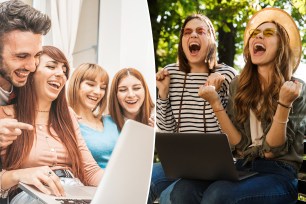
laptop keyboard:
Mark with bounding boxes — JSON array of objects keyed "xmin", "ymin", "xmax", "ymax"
[{"xmin": 55, "ymin": 198, "xmax": 91, "ymax": 204}]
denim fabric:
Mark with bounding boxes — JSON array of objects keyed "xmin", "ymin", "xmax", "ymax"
[
  {"xmin": 166, "ymin": 159, "xmax": 298, "ymax": 204},
  {"xmin": 147, "ymin": 163, "xmax": 177, "ymax": 204}
]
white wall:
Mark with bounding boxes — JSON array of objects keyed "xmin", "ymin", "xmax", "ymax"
[{"xmin": 73, "ymin": 0, "xmax": 99, "ymax": 68}]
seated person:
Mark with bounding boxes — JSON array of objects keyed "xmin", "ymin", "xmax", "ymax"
[
  {"xmin": 67, "ymin": 63, "xmax": 119, "ymax": 169},
  {"xmin": 0, "ymin": 46, "xmax": 103, "ymax": 204},
  {"xmin": 161, "ymin": 8, "xmax": 306, "ymax": 204}
]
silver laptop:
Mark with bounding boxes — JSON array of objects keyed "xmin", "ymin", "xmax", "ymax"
[
  {"xmin": 155, "ymin": 132, "xmax": 257, "ymax": 181},
  {"xmin": 19, "ymin": 119, "xmax": 155, "ymax": 204}
]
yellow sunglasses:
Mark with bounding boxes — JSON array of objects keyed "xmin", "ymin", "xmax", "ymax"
[{"xmin": 249, "ymin": 28, "xmax": 278, "ymax": 38}]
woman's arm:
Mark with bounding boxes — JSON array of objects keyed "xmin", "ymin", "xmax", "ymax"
[
  {"xmin": 1, "ymin": 166, "xmax": 64, "ymax": 197},
  {"xmin": 198, "ymin": 85, "xmax": 242, "ymax": 146}
]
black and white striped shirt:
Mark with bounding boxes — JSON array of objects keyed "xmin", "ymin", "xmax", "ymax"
[{"xmin": 156, "ymin": 63, "xmax": 237, "ymax": 133}]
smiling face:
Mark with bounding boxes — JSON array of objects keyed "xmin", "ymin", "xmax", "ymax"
[
  {"xmin": 182, "ymin": 19, "xmax": 210, "ymax": 68},
  {"xmin": 248, "ymin": 22, "xmax": 279, "ymax": 68},
  {"xmin": 0, "ymin": 30, "xmax": 43, "ymax": 90},
  {"xmin": 117, "ymin": 75, "xmax": 145, "ymax": 119},
  {"xmin": 79, "ymin": 78, "xmax": 107, "ymax": 111},
  {"xmin": 33, "ymin": 54, "xmax": 67, "ymax": 103}
]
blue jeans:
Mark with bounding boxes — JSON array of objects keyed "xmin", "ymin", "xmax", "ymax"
[
  {"xmin": 163, "ymin": 159, "xmax": 298, "ymax": 204},
  {"xmin": 147, "ymin": 163, "xmax": 177, "ymax": 204}
]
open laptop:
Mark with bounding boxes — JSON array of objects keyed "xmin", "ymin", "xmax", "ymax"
[
  {"xmin": 155, "ymin": 132, "xmax": 257, "ymax": 181},
  {"xmin": 19, "ymin": 119, "xmax": 155, "ymax": 204}
]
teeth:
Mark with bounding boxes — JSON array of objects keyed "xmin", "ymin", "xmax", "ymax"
[
  {"xmin": 15, "ymin": 70, "xmax": 29, "ymax": 77},
  {"xmin": 189, "ymin": 42, "xmax": 200, "ymax": 46},
  {"xmin": 126, "ymin": 100, "xmax": 137, "ymax": 104},
  {"xmin": 254, "ymin": 43, "xmax": 266, "ymax": 50},
  {"xmin": 48, "ymin": 81, "xmax": 61, "ymax": 89},
  {"xmin": 88, "ymin": 96, "xmax": 98, "ymax": 101}
]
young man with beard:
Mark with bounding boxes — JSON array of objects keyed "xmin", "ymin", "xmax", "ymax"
[{"xmin": 0, "ymin": 0, "xmax": 51, "ymax": 149}]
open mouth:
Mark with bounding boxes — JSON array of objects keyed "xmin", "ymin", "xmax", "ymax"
[
  {"xmin": 47, "ymin": 81, "xmax": 61, "ymax": 89},
  {"xmin": 125, "ymin": 100, "xmax": 137, "ymax": 104},
  {"xmin": 189, "ymin": 42, "xmax": 201, "ymax": 54},
  {"xmin": 14, "ymin": 70, "xmax": 29, "ymax": 79},
  {"xmin": 253, "ymin": 43, "xmax": 266, "ymax": 54},
  {"xmin": 88, "ymin": 95, "xmax": 99, "ymax": 102}
]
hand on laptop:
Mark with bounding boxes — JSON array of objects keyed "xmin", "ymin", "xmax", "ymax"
[
  {"xmin": 0, "ymin": 118, "xmax": 33, "ymax": 148},
  {"xmin": 17, "ymin": 166, "xmax": 65, "ymax": 197}
]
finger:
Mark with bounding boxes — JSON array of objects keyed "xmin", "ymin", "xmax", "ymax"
[
  {"xmin": 32, "ymin": 179, "xmax": 52, "ymax": 195},
  {"xmin": 0, "ymin": 140, "xmax": 14, "ymax": 147},
  {"xmin": 52, "ymin": 174, "xmax": 65, "ymax": 196},
  {"xmin": 41, "ymin": 174, "xmax": 62, "ymax": 197},
  {"xmin": 6, "ymin": 122, "xmax": 33, "ymax": 131},
  {"xmin": 0, "ymin": 135, "xmax": 17, "ymax": 143}
]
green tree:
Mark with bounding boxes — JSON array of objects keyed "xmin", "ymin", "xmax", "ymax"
[{"xmin": 148, "ymin": 0, "xmax": 306, "ymax": 72}]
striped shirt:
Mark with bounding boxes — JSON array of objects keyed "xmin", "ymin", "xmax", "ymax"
[{"xmin": 156, "ymin": 63, "xmax": 237, "ymax": 133}]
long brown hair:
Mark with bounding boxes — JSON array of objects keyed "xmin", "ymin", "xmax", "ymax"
[
  {"xmin": 108, "ymin": 68, "xmax": 155, "ymax": 131},
  {"xmin": 67, "ymin": 63, "xmax": 109, "ymax": 119},
  {"xmin": 178, "ymin": 14, "xmax": 218, "ymax": 73},
  {"xmin": 235, "ymin": 21, "xmax": 292, "ymax": 123},
  {"xmin": 3, "ymin": 46, "xmax": 86, "ymax": 183}
]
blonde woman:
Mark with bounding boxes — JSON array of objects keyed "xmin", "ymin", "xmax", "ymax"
[{"xmin": 67, "ymin": 63, "xmax": 119, "ymax": 169}]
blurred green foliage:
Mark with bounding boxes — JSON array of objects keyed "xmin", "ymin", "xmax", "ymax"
[{"xmin": 148, "ymin": 0, "xmax": 306, "ymax": 72}]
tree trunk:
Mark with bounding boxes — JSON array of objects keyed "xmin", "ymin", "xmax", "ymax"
[
  {"xmin": 217, "ymin": 23, "xmax": 236, "ymax": 67},
  {"xmin": 147, "ymin": 0, "xmax": 161, "ymax": 73}
]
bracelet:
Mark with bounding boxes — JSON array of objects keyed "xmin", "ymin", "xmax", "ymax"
[
  {"xmin": 0, "ymin": 170, "xmax": 10, "ymax": 198},
  {"xmin": 277, "ymin": 100, "xmax": 292, "ymax": 109},
  {"xmin": 213, "ymin": 108, "xmax": 225, "ymax": 113},
  {"xmin": 273, "ymin": 116, "xmax": 289, "ymax": 124}
]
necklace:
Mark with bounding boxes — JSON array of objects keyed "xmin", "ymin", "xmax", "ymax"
[
  {"xmin": 35, "ymin": 123, "xmax": 58, "ymax": 166},
  {"xmin": 36, "ymin": 110, "xmax": 50, "ymax": 113}
]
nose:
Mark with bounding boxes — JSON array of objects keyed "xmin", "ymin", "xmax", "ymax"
[
  {"xmin": 24, "ymin": 58, "xmax": 37, "ymax": 72},
  {"xmin": 190, "ymin": 31, "xmax": 198, "ymax": 38},
  {"xmin": 93, "ymin": 85, "xmax": 101, "ymax": 94},
  {"xmin": 127, "ymin": 89, "xmax": 136, "ymax": 97},
  {"xmin": 55, "ymin": 69, "xmax": 65, "ymax": 77},
  {"xmin": 255, "ymin": 32, "xmax": 264, "ymax": 39}
]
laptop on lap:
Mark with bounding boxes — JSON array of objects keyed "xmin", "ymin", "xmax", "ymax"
[
  {"xmin": 19, "ymin": 120, "xmax": 155, "ymax": 204},
  {"xmin": 155, "ymin": 132, "xmax": 257, "ymax": 181}
]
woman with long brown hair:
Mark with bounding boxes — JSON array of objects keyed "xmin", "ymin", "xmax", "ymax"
[
  {"xmin": 0, "ymin": 46, "xmax": 103, "ymax": 203},
  {"xmin": 165, "ymin": 8, "xmax": 306, "ymax": 204},
  {"xmin": 108, "ymin": 67, "xmax": 155, "ymax": 131}
]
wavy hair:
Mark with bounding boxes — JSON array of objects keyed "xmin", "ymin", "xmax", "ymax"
[
  {"xmin": 3, "ymin": 46, "xmax": 86, "ymax": 184},
  {"xmin": 235, "ymin": 21, "xmax": 292, "ymax": 123},
  {"xmin": 108, "ymin": 68, "xmax": 155, "ymax": 131}
]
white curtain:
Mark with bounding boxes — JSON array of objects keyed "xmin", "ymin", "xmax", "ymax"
[
  {"xmin": 98, "ymin": 0, "xmax": 156, "ymax": 100},
  {"xmin": 33, "ymin": 0, "xmax": 83, "ymax": 68}
]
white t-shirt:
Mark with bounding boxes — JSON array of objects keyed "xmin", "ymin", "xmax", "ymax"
[{"xmin": 0, "ymin": 85, "xmax": 13, "ymax": 106}]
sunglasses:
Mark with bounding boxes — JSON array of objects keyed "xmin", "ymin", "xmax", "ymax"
[
  {"xmin": 183, "ymin": 27, "xmax": 207, "ymax": 37},
  {"xmin": 249, "ymin": 28, "xmax": 278, "ymax": 38}
]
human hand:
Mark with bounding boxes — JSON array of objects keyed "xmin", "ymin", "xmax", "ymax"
[
  {"xmin": 198, "ymin": 84, "xmax": 220, "ymax": 106},
  {"xmin": 206, "ymin": 73, "xmax": 225, "ymax": 92},
  {"xmin": 17, "ymin": 166, "xmax": 65, "ymax": 196},
  {"xmin": 148, "ymin": 113, "xmax": 155, "ymax": 127},
  {"xmin": 0, "ymin": 118, "xmax": 33, "ymax": 148},
  {"xmin": 278, "ymin": 80, "xmax": 302, "ymax": 107},
  {"xmin": 156, "ymin": 69, "xmax": 170, "ymax": 99}
]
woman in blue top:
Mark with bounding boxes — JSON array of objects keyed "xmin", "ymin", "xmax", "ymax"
[{"xmin": 67, "ymin": 63, "xmax": 119, "ymax": 169}]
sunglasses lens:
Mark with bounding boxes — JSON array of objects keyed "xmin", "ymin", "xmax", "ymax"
[{"xmin": 250, "ymin": 28, "xmax": 276, "ymax": 38}]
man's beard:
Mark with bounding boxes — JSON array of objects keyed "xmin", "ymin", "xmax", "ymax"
[{"xmin": 0, "ymin": 60, "xmax": 14, "ymax": 86}]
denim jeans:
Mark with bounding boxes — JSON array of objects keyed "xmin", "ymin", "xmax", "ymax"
[
  {"xmin": 163, "ymin": 159, "xmax": 298, "ymax": 204},
  {"xmin": 147, "ymin": 162, "xmax": 177, "ymax": 204}
]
